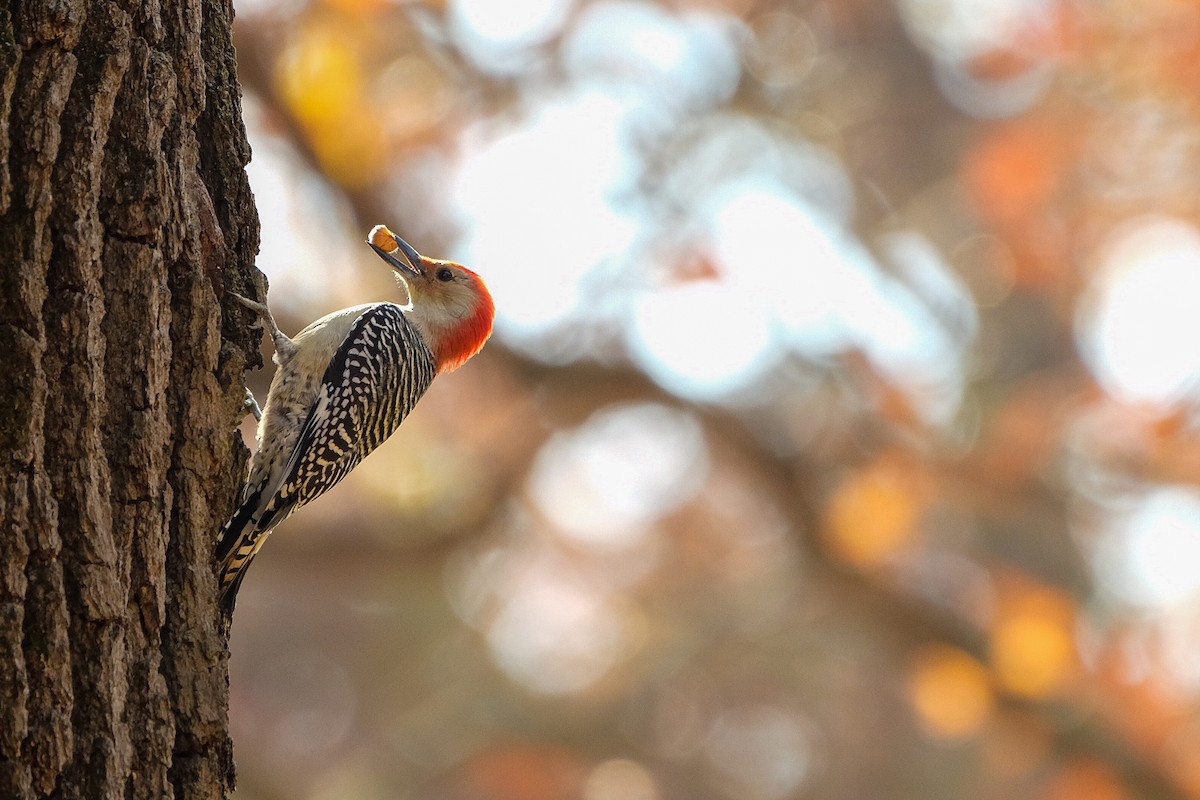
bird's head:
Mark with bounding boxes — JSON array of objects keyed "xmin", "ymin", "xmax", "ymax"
[{"xmin": 368, "ymin": 225, "xmax": 495, "ymax": 373}]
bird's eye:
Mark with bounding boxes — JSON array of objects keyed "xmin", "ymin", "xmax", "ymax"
[{"xmin": 436, "ymin": 267, "xmax": 454, "ymax": 282}]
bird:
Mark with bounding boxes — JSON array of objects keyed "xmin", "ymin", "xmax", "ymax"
[{"xmin": 216, "ymin": 225, "xmax": 495, "ymax": 611}]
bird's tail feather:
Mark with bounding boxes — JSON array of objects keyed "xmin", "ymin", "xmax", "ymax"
[
  {"xmin": 216, "ymin": 487, "xmax": 268, "ymax": 612},
  {"xmin": 220, "ymin": 558, "xmax": 254, "ymax": 614}
]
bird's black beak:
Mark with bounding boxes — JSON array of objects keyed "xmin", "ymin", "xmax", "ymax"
[{"xmin": 370, "ymin": 235, "xmax": 425, "ymax": 279}]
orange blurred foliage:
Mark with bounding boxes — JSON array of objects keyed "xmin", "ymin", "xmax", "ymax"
[
  {"xmin": 991, "ymin": 582, "xmax": 1078, "ymax": 699},
  {"xmin": 276, "ymin": 24, "xmax": 365, "ymax": 126},
  {"xmin": 963, "ymin": 121, "xmax": 1079, "ymax": 290},
  {"xmin": 1075, "ymin": 0, "xmax": 1200, "ymax": 100},
  {"xmin": 459, "ymin": 743, "xmax": 588, "ymax": 800},
  {"xmin": 965, "ymin": 122, "xmax": 1074, "ymax": 225},
  {"xmin": 310, "ymin": 117, "xmax": 391, "ymax": 188},
  {"xmin": 823, "ymin": 452, "xmax": 929, "ymax": 569},
  {"xmin": 908, "ymin": 644, "xmax": 995, "ymax": 740},
  {"xmin": 321, "ymin": 0, "xmax": 391, "ymax": 14},
  {"xmin": 1164, "ymin": 722, "xmax": 1200, "ymax": 799},
  {"xmin": 1091, "ymin": 628, "xmax": 1196, "ymax": 761},
  {"xmin": 1041, "ymin": 759, "xmax": 1128, "ymax": 800},
  {"xmin": 273, "ymin": 20, "xmax": 393, "ymax": 187}
]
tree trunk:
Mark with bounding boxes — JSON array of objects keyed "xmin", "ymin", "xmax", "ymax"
[{"xmin": 0, "ymin": 1, "xmax": 259, "ymax": 797}]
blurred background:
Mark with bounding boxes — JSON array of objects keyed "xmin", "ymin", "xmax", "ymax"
[{"xmin": 224, "ymin": 1, "xmax": 1200, "ymax": 798}]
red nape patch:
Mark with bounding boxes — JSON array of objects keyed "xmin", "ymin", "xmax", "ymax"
[{"xmin": 435, "ymin": 277, "xmax": 495, "ymax": 373}]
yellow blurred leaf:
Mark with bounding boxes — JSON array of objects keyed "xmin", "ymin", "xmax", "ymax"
[
  {"xmin": 275, "ymin": 24, "xmax": 365, "ymax": 127},
  {"xmin": 321, "ymin": 0, "xmax": 390, "ymax": 14},
  {"xmin": 824, "ymin": 454, "xmax": 926, "ymax": 569},
  {"xmin": 308, "ymin": 116, "xmax": 390, "ymax": 188},
  {"xmin": 992, "ymin": 586, "xmax": 1077, "ymax": 699},
  {"xmin": 908, "ymin": 644, "xmax": 995, "ymax": 740}
]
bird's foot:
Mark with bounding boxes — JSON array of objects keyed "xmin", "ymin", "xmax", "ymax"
[
  {"xmin": 242, "ymin": 387, "xmax": 263, "ymax": 422},
  {"xmin": 229, "ymin": 291, "xmax": 295, "ymax": 361},
  {"xmin": 229, "ymin": 292, "xmax": 273, "ymax": 331}
]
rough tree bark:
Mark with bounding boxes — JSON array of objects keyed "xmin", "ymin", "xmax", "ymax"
[{"xmin": 0, "ymin": 1, "xmax": 260, "ymax": 798}]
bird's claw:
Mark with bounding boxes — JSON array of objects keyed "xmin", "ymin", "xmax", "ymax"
[
  {"xmin": 229, "ymin": 292, "xmax": 270, "ymax": 331},
  {"xmin": 243, "ymin": 387, "xmax": 263, "ymax": 422}
]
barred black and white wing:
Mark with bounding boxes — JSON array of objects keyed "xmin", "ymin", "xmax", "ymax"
[
  {"xmin": 269, "ymin": 305, "xmax": 435, "ymax": 522},
  {"xmin": 217, "ymin": 303, "xmax": 436, "ymax": 608}
]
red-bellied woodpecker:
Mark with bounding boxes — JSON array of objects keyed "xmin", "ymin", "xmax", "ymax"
[{"xmin": 216, "ymin": 225, "xmax": 495, "ymax": 610}]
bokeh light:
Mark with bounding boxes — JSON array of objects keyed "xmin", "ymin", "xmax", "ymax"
[
  {"xmin": 1079, "ymin": 217, "xmax": 1200, "ymax": 405},
  {"xmin": 824, "ymin": 455, "xmax": 927, "ymax": 569},
  {"xmin": 529, "ymin": 403, "xmax": 707, "ymax": 548},
  {"xmin": 629, "ymin": 279, "xmax": 781, "ymax": 400},
  {"xmin": 449, "ymin": 0, "xmax": 575, "ymax": 74},
  {"xmin": 583, "ymin": 759, "xmax": 660, "ymax": 800},
  {"xmin": 908, "ymin": 644, "xmax": 995, "ymax": 739},
  {"xmin": 450, "ymin": 86, "xmax": 637, "ymax": 357},
  {"xmin": 483, "ymin": 557, "xmax": 629, "ymax": 694},
  {"xmin": 704, "ymin": 705, "xmax": 815, "ymax": 800},
  {"xmin": 991, "ymin": 586, "xmax": 1076, "ymax": 699},
  {"xmin": 1097, "ymin": 488, "xmax": 1200, "ymax": 609},
  {"xmin": 564, "ymin": 2, "xmax": 743, "ymax": 111},
  {"xmin": 897, "ymin": 0, "xmax": 1056, "ymax": 61}
]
